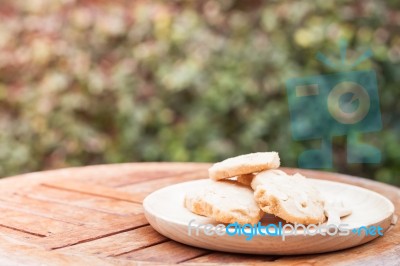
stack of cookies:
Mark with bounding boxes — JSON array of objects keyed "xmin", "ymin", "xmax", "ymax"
[{"xmin": 184, "ymin": 152, "xmax": 349, "ymax": 226}]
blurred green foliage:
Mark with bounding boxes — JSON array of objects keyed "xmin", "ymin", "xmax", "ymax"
[{"xmin": 0, "ymin": 0, "xmax": 399, "ymax": 185}]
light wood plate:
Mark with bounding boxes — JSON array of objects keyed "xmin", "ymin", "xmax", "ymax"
[{"xmin": 143, "ymin": 179, "xmax": 395, "ymax": 255}]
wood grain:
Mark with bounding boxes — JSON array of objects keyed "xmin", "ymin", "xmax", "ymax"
[
  {"xmin": 60, "ymin": 225, "xmax": 167, "ymax": 257},
  {"xmin": 19, "ymin": 185, "xmax": 143, "ymax": 215},
  {"xmin": 42, "ymin": 180, "xmax": 141, "ymax": 203},
  {"xmin": 0, "ymin": 163, "xmax": 396, "ymax": 265},
  {"xmin": 34, "ymin": 214, "xmax": 149, "ymax": 250},
  {"xmin": 184, "ymin": 252, "xmax": 278, "ymax": 264},
  {"xmin": 119, "ymin": 171, "xmax": 207, "ymax": 202},
  {"xmin": 0, "ymin": 207, "xmax": 80, "ymax": 237},
  {"xmin": 0, "ymin": 194, "xmax": 137, "ymax": 227},
  {"xmin": 116, "ymin": 241, "xmax": 210, "ymax": 263},
  {"xmin": 0, "ymin": 226, "xmax": 41, "ymax": 243}
]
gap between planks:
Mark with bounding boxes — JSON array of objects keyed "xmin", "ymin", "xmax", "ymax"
[
  {"xmin": 0, "ymin": 224, "xmax": 45, "ymax": 238},
  {"xmin": 16, "ymin": 185, "xmax": 144, "ymax": 216},
  {"xmin": 41, "ymin": 170, "xmax": 207, "ymax": 204},
  {"xmin": 115, "ymin": 241, "xmax": 211, "ymax": 263},
  {"xmin": 34, "ymin": 214, "xmax": 149, "ymax": 250},
  {"xmin": 58, "ymin": 225, "xmax": 169, "ymax": 257},
  {"xmin": 179, "ymin": 252, "xmax": 282, "ymax": 264}
]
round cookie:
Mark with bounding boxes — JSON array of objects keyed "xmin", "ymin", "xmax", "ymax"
[
  {"xmin": 250, "ymin": 169, "xmax": 287, "ymax": 190},
  {"xmin": 184, "ymin": 180, "xmax": 264, "ymax": 225},
  {"xmin": 252, "ymin": 171, "xmax": 326, "ymax": 225},
  {"xmin": 208, "ymin": 152, "xmax": 280, "ymax": 181}
]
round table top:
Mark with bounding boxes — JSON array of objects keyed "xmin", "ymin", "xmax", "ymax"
[{"xmin": 0, "ymin": 163, "xmax": 398, "ymax": 265}]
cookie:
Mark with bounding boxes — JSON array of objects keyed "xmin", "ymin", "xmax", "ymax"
[
  {"xmin": 236, "ymin": 173, "xmax": 255, "ymax": 186},
  {"xmin": 249, "ymin": 169, "xmax": 287, "ymax": 190},
  {"xmin": 236, "ymin": 169, "xmax": 285, "ymax": 186},
  {"xmin": 208, "ymin": 152, "xmax": 280, "ymax": 181},
  {"xmin": 184, "ymin": 180, "xmax": 264, "ymax": 225},
  {"xmin": 252, "ymin": 171, "xmax": 325, "ymax": 225}
]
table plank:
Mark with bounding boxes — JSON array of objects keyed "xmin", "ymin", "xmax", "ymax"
[
  {"xmin": 0, "ymin": 226, "xmax": 41, "ymax": 243},
  {"xmin": 19, "ymin": 185, "xmax": 143, "ymax": 215},
  {"xmin": 0, "ymin": 235, "xmax": 139, "ymax": 266},
  {"xmin": 116, "ymin": 241, "xmax": 210, "ymax": 263},
  {"xmin": 42, "ymin": 181, "xmax": 140, "ymax": 203},
  {"xmin": 34, "ymin": 214, "xmax": 148, "ymax": 250},
  {"xmin": 119, "ymin": 171, "xmax": 207, "ymax": 202},
  {"xmin": 0, "ymin": 194, "xmax": 138, "ymax": 228},
  {"xmin": 0, "ymin": 208, "xmax": 79, "ymax": 237},
  {"xmin": 45, "ymin": 163, "xmax": 209, "ymax": 187},
  {"xmin": 60, "ymin": 225, "xmax": 167, "ymax": 257},
  {"xmin": 184, "ymin": 252, "xmax": 278, "ymax": 264},
  {"xmin": 100, "ymin": 169, "xmax": 206, "ymax": 187},
  {"xmin": 0, "ymin": 163, "xmax": 208, "ymax": 194}
]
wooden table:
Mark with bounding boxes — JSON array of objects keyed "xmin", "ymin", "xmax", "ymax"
[{"xmin": 0, "ymin": 163, "xmax": 398, "ymax": 265}]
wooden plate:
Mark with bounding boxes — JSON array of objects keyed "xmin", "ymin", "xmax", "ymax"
[{"xmin": 143, "ymin": 179, "xmax": 395, "ymax": 255}]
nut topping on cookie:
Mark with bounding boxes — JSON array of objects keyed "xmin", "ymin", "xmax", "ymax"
[{"xmin": 252, "ymin": 171, "xmax": 326, "ymax": 225}]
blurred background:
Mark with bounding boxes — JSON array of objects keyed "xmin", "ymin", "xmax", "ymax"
[{"xmin": 0, "ymin": 0, "xmax": 399, "ymax": 185}]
